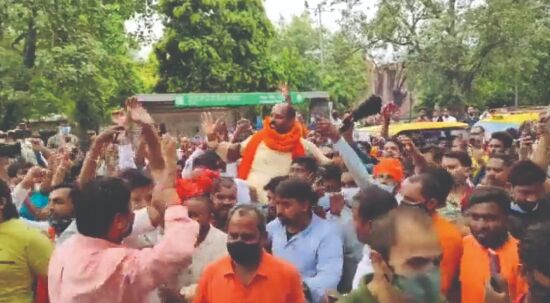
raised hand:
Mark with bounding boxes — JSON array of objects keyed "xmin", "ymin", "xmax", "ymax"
[
  {"xmin": 201, "ymin": 112, "xmax": 225, "ymax": 142},
  {"xmin": 161, "ymin": 135, "xmax": 177, "ymax": 187},
  {"xmin": 111, "ymin": 109, "xmax": 127, "ymax": 127},
  {"xmin": 127, "ymin": 97, "xmax": 154, "ymax": 125},
  {"xmin": 381, "ymin": 101, "xmax": 399, "ymax": 121},
  {"xmin": 30, "ymin": 138, "xmax": 44, "ymax": 151},
  {"xmin": 95, "ymin": 126, "xmax": 125, "ymax": 145},
  {"xmin": 484, "ymin": 274, "xmax": 510, "ymax": 303},
  {"xmin": 399, "ymin": 136, "xmax": 417, "ymax": 154},
  {"xmin": 279, "ymin": 82, "xmax": 291, "ymax": 104},
  {"xmin": 369, "ymin": 251, "xmax": 408, "ymax": 303},
  {"xmin": 315, "ymin": 118, "xmax": 341, "ymax": 142}
]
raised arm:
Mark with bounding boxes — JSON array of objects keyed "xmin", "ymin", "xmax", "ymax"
[
  {"xmin": 78, "ymin": 126, "xmax": 124, "ymax": 187},
  {"xmin": 531, "ymin": 111, "xmax": 550, "ymax": 170},
  {"xmin": 316, "ymin": 118, "xmax": 373, "ymax": 189},
  {"xmin": 126, "ymin": 98, "xmax": 165, "ymax": 175},
  {"xmin": 30, "ymin": 138, "xmax": 53, "ymax": 162},
  {"xmin": 122, "ymin": 138, "xmax": 199, "ymax": 292},
  {"xmin": 202, "ymin": 112, "xmax": 242, "ymax": 163},
  {"xmin": 51, "ymin": 153, "xmax": 72, "ymax": 187},
  {"xmin": 400, "ymin": 136, "xmax": 429, "ymax": 174}
]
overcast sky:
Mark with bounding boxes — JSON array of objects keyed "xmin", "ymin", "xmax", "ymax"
[{"xmin": 128, "ymin": 0, "xmax": 373, "ymax": 58}]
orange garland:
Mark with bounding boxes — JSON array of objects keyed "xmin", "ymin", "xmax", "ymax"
[{"xmin": 238, "ymin": 117, "xmax": 305, "ymax": 180}]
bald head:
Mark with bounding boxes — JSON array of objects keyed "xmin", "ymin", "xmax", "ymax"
[{"xmin": 270, "ymin": 103, "xmax": 296, "ymax": 134}]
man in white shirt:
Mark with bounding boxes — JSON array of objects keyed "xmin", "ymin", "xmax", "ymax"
[
  {"xmin": 442, "ymin": 107, "xmax": 457, "ymax": 122},
  {"xmin": 161, "ymin": 195, "xmax": 228, "ymax": 302}
]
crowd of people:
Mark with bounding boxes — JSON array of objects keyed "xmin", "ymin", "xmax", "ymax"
[{"xmin": 0, "ymin": 95, "xmax": 549, "ymax": 303}]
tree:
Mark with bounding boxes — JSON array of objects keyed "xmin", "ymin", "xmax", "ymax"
[
  {"xmin": 154, "ymin": 0, "xmax": 279, "ymax": 93},
  {"xmin": 271, "ymin": 13, "xmax": 369, "ymax": 109},
  {"xmin": 337, "ymin": 0, "xmax": 550, "ymax": 111},
  {"xmin": 0, "ymin": 0, "xmax": 148, "ymax": 131}
]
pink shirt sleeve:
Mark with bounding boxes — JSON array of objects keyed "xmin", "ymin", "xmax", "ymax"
[{"xmin": 120, "ymin": 205, "xmax": 199, "ymax": 292}]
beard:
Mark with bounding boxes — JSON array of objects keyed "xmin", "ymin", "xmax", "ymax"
[
  {"xmin": 472, "ymin": 229, "xmax": 508, "ymax": 249},
  {"xmin": 277, "ymin": 215, "xmax": 291, "ymax": 226}
]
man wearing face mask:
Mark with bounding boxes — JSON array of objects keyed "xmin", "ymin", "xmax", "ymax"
[
  {"xmin": 461, "ymin": 187, "xmax": 527, "ymax": 303},
  {"xmin": 268, "ymin": 178, "xmax": 343, "ymax": 303},
  {"xmin": 507, "ymin": 160, "xmax": 550, "ymax": 239},
  {"xmin": 47, "ymin": 123, "xmax": 79, "ymax": 149},
  {"xmin": 48, "ymin": 177, "xmax": 199, "ymax": 303},
  {"xmin": 193, "ymin": 204, "xmax": 305, "ymax": 303},
  {"xmin": 398, "ymin": 167, "xmax": 463, "ymax": 299},
  {"xmin": 372, "ymin": 157, "xmax": 404, "ymax": 194},
  {"xmin": 339, "ymin": 206, "xmax": 445, "ymax": 303},
  {"xmin": 47, "ymin": 183, "xmax": 77, "ymax": 242}
]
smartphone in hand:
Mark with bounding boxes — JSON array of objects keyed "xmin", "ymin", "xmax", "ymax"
[{"xmin": 488, "ymin": 249, "xmax": 502, "ymax": 292}]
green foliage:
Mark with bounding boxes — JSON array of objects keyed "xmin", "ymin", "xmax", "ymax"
[
  {"xmin": 0, "ymin": 0, "xmax": 147, "ymax": 131},
  {"xmin": 271, "ymin": 13, "xmax": 369, "ymax": 109},
  {"xmin": 338, "ymin": 0, "xmax": 550, "ymax": 110},
  {"xmin": 154, "ymin": 0, "xmax": 279, "ymax": 93}
]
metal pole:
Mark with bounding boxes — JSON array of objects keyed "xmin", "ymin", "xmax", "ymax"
[{"xmin": 318, "ymin": 5, "xmax": 325, "ymax": 68}]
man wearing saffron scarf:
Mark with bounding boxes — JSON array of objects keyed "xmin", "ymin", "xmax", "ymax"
[{"xmin": 203, "ymin": 103, "xmax": 331, "ymax": 203}]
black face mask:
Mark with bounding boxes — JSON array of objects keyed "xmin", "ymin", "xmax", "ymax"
[
  {"xmin": 227, "ymin": 241, "xmax": 262, "ymax": 267},
  {"xmin": 400, "ymin": 200, "xmax": 430, "ymax": 213},
  {"xmin": 513, "ymin": 200, "xmax": 541, "ymax": 214}
]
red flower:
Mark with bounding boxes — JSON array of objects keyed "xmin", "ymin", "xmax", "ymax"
[{"xmin": 176, "ymin": 169, "xmax": 220, "ymax": 201}]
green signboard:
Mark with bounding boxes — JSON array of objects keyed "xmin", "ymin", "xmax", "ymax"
[{"xmin": 174, "ymin": 92, "xmax": 305, "ymax": 108}]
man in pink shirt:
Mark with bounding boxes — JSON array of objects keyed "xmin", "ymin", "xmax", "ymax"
[{"xmin": 48, "ymin": 177, "xmax": 198, "ymax": 303}]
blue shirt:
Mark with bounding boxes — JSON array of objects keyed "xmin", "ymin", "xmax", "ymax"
[
  {"xmin": 267, "ymin": 215, "xmax": 344, "ymax": 303},
  {"xmin": 19, "ymin": 191, "xmax": 49, "ymax": 221}
]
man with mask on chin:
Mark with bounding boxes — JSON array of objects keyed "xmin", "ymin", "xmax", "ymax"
[
  {"xmin": 372, "ymin": 157, "xmax": 404, "ymax": 194},
  {"xmin": 397, "ymin": 167, "xmax": 463, "ymax": 300},
  {"xmin": 48, "ymin": 177, "xmax": 199, "ymax": 303},
  {"xmin": 193, "ymin": 204, "xmax": 305, "ymax": 303},
  {"xmin": 507, "ymin": 160, "xmax": 550, "ymax": 239},
  {"xmin": 47, "ymin": 183, "xmax": 77, "ymax": 242},
  {"xmin": 461, "ymin": 187, "xmax": 527, "ymax": 303},
  {"xmin": 338, "ymin": 206, "xmax": 445, "ymax": 303}
]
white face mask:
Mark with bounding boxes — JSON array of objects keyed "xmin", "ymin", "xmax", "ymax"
[
  {"xmin": 60, "ymin": 126, "xmax": 71, "ymax": 135},
  {"xmin": 318, "ymin": 193, "xmax": 330, "ymax": 210},
  {"xmin": 341, "ymin": 187, "xmax": 360, "ymax": 206},
  {"xmin": 374, "ymin": 181, "xmax": 395, "ymax": 193}
]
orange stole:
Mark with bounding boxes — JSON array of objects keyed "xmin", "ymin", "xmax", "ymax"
[{"xmin": 238, "ymin": 118, "xmax": 305, "ymax": 180}]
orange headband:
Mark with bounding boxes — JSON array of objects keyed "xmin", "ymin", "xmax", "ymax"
[{"xmin": 373, "ymin": 157, "xmax": 404, "ymax": 182}]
